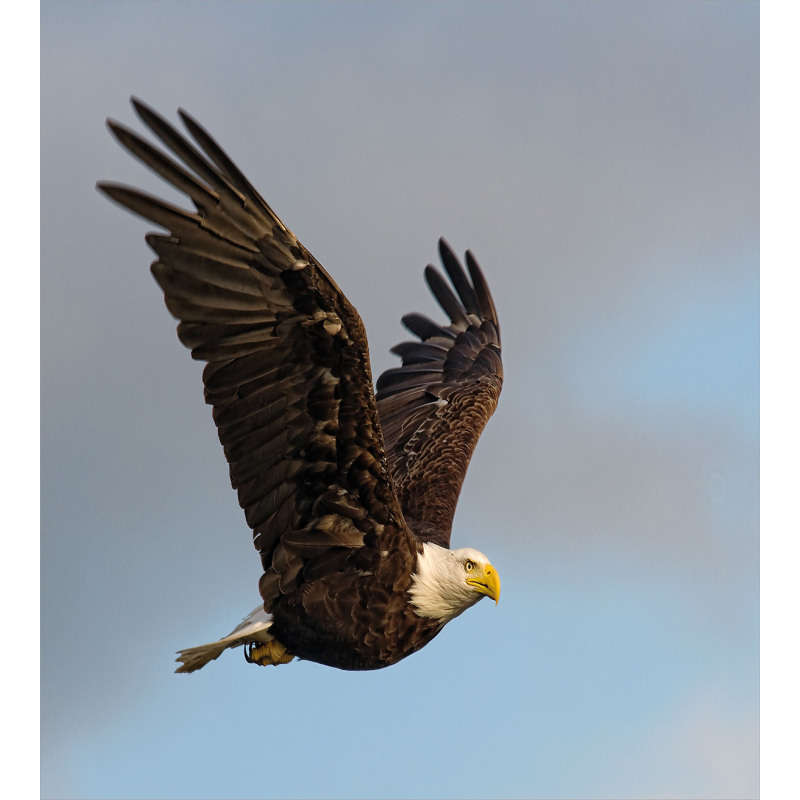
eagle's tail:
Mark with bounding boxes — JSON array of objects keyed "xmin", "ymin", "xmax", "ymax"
[{"xmin": 175, "ymin": 606, "xmax": 275, "ymax": 673}]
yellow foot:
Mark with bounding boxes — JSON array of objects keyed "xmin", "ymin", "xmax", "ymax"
[{"xmin": 244, "ymin": 639, "xmax": 294, "ymax": 666}]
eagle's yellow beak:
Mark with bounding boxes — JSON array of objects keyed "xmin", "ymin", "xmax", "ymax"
[{"xmin": 467, "ymin": 563, "xmax": 501, "ymax": 604}]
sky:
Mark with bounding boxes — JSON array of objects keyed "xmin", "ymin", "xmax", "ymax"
[{"xmin": 40, "ymin": 2, "xmax": 759, "ymax": 798}]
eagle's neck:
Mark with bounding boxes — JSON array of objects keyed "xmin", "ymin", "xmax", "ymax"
[{"xmin": 408, "ymin": 542, "xmax": 480, "ymax": 623}]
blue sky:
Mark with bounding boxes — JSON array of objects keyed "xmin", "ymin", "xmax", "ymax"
[{"xmin": 40, "ymin": 2, "xmax": 758, "ymax": 798}]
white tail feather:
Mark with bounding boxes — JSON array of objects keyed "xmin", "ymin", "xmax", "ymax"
[{"xmin": 175, "ymin": 606, "xmax": 273, "ymax": 673}]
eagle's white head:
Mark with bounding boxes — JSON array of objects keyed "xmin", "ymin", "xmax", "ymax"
[{"xmin": 409, "ymin": 542, "xmax": 501, "ymax": 623}]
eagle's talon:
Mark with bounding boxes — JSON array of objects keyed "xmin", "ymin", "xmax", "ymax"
[{"xmin": 245, "ymin": 640, "xmax": 294, "ymax": 666}]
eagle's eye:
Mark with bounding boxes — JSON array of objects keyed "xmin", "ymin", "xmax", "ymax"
[{"xmin": 464, "ymin": 560, "xmax": 475, "ymax": 573}]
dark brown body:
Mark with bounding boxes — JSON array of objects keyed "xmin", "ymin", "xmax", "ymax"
[{"xmin": 271, "ymin": 543, "xmax": 444, "ymax": 670}]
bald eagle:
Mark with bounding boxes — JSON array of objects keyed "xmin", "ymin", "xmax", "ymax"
[{"xmin": 98, "ymin": 99, "xmax": 503, "ymax": 672}]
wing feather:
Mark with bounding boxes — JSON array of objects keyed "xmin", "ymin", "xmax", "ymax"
[
  {"xmin": 423, "ymin": 265, "xmax": 470, "ymax": 328},
  {"xmin": 401, "ymin": 312, "xmax": 457, "ymax": 342}
]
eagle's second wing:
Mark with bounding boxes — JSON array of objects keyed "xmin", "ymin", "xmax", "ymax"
[
  {"xmin": 98, "ymin": 99, "xmax": 410, "ymax": 608},
  {"xmin": 375, "ymin": 240, "xmax": 503, "ymax": 547}
]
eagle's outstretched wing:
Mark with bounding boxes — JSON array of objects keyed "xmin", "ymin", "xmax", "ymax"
[
  {"xmin": 376, "ymin": 239, "xmax": 503, "ymax": 547},
  {"xmin": 98, "ymin": 98, "xmax": 412, "ymax": 607}
]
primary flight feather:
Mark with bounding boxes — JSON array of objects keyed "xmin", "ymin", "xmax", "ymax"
[{"xmin": 98, "ymin": 98, "xmax": 503, "ymax": 672}]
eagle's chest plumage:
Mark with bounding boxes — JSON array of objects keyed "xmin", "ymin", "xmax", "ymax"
[{"xmin": 270, "ymin": 550, "xmax": 443, "ymax": 670}]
